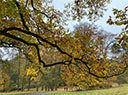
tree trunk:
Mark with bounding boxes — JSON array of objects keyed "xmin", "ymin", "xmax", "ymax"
[
  {"xmin": 17, "ymin": 62, "xmax": 20, "ymax": 91},
  {"xmin": 36, "ymin": 86, "xmax": 39, "ymax": 91},
  {"xmin": 55, "ymin": 87, "xmax": 57, "ymax": 91},
  {"xmin": 21, "ymin": 77, "xmax": 24, "ymax": 91},
  {"xmin": 17, "ymin": 52, "xmax": 21, "ymax": 91},
  {"xmin": 41, "ymin": 86, "xmax": 44, "ymax": 91},
  {"xmin": 51, "ymin": 88, "xmax": 54, "ymax": 91},
  {"xmin": 3, "ymin": 80, "xmax": 5, "ymax": 92},
  {"xmin": 28, "ymin": 76, "xmax": 31, "ymax": 91}
]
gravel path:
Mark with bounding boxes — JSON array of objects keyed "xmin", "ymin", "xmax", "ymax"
[{"xmin": 24, "ymin": 91, "xmax": 59, "ymax": 95}]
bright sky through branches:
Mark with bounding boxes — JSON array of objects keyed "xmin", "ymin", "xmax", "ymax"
[{"xmin": 53, "ymin": 0, "xmax": 128, "ymax": 34}]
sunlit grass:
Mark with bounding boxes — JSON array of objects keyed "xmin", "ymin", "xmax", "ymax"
[
  {"xmin": 49, "ymin": 87, "xmax": 128, "ymax": 95},
  {"xmin": 1, "ymin": 86, "xmax": 128, "ymax": 95},
  {"xmin": 0, "ymin": 91, "xmax": 44, "ymax": 95}
]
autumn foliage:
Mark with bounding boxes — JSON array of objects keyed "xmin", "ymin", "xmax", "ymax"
[{"xmin": 0, "ymin": 0, "xmax": 128, "ymax": 91}]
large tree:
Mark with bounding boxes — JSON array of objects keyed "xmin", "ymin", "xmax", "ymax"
[{"xmin": 0, "ymin": 0, "xmax": 127, "ymax": 78}]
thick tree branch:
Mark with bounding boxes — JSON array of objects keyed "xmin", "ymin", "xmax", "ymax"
[
  {"xmin": 0, "ymin": 29, "xmax": 73, "ymax": 67},
  {"xmin": 0, "ymin": 26, "xmax": 90, "ymax": 68},
  {"xmin": 14, "ymin": 0, "xmax": 29, "ymax": 31},
  {"xmin": 44, "ymin": 60, "xmax": 72, "ymax": 67},
  {"xmin": 0, "ymin": 31, "xmax": 46, "ymax": 66},
  {"xmin": 74, "ymin": 61, "xmax": 128, "ymax": 78},
  {"xmin": 0, "ymin": 27, "xmax": 126, "ymax": 78},
  {"xmin": 1, "ymin": 27, "xmax": 72, "ymax": 57}
]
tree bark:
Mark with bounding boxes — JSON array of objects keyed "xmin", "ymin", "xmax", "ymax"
[
  {"xmin": 17, "ymin": 52, "xmax": 21, "ymax": 91},
  {"xmin": 28, "ymin": 76, "xmax": 31, "ymax": 91}
]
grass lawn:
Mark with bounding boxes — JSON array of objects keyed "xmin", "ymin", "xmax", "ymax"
[
  {"xmin": 49, "ymin": 87, "xmax": 128, "ymax": 95},
  {"xmin": 0, "ymin": 91, "xmax": 44, "ymax": 95},
  {"xmin": 1, "ymin": 87, "xmax": 128, "ymax": 95}
]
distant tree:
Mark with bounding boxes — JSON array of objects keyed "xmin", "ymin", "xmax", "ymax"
[
  {"xmin": 8, "ymin": 51, "xmax": 31, "ymax": 91},
  {"xmin": 61, "ymin": 22, "xmax": 116, "ymax": 89},
  {"xmin": 0, "ymin": 59, "xmax": 11, "ymax": 92},
  {"xmin": 40, "ymin": 65, "xmax": 64, "ymax": 91},
  {"xmin": 114, "ymin": 72, "xmax": 128, "ymax": 85}
]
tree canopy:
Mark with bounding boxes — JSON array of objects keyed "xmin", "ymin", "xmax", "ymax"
[{"xmin": 0, "ymin": 0, "xmax": 128, "ymax": 79}]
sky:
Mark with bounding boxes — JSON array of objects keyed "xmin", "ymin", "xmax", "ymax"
[{"xmin": 53, "ymin": 0, "xmax": 128, "ymax": 34}]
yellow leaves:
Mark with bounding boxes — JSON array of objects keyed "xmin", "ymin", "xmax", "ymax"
[
  {"xmin": 107, "ymin": 16, "xmax": 114, "ymax": 25},
  {"xmin": 28, "ymin": 51, "xmax": 33, "ymax": 56},
  {"xmin": 30, "ymin": 76, "xmax": 36, "ymax": 80},
  {"xmin": 62, "ymin": 63, "xmax": 105, "ymax": 88},
  {"xmin": 65, "ymin": 62, "xmax": 69, "ymax": 65},
  {"xmin": 121, "ymin": 42, "xmax": 128, "ymax": 50},
  {"xmin": 1, "ymin": 0, "xmax": 128, "ymax": 90},
  {"xmin": 26, "ymin": 63, "xmax": 40, "ymax": 80},
  {"xmin": 103, "ymin": 70, "xmax": 108, "ymax": 75},
  {"xmin": 71, "ymin": 58, "xmax": 75, "ymax": 63},
  {"xmin": 0, "ymin": 73, "xmax": 10, "ymax": 91},
  {"xmin": 115, "ymin": 21, "xmax": 125, "ymax": 26}
]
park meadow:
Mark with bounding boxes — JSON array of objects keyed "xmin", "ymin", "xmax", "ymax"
[{"xmin": 0, "ymin": 86, "xmax": 128, "ymax": 95}]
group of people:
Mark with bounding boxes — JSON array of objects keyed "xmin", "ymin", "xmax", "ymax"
[{"xmin": 64, "ymin": 86, "xmax": 68, "ymax": 91}]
